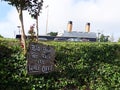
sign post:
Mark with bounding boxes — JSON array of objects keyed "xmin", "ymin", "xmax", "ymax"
[{"xmin": 27, "ymin": 42, "xmax": 55, "ymax": 74}]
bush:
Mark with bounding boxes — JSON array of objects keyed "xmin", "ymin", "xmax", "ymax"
[{"xmin": 0, "ymin": 39, "xmax": 120, "ymax": 90}]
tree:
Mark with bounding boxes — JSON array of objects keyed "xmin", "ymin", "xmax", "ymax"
[
  {"xmin": 99, "ymin": 34, "xmax": 104, "ymax": 42},
  {"xmin": 2, "ymin": 0, "xmax": 43, "ymax": 54},
  {"xmin": 1, "ymin": 0, "xmax": 29, "ymax": 54},
  {"xmin": 47, "ymin": 32, "xmax": 58, "ymax": 36},
  {"xmin": 99, "ymin": 34, "xmax": 109, "ymax": 42},
  {"xmin": 28, "ymin": 0, "xmax": 43, "ymax": 42}
]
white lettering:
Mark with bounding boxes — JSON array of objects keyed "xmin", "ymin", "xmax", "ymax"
[
  {"xmin": 42, "ymin": 65, "xmax": 53, "ymax": 73},
  {"xmin": 37, "ymin": 60, "xmax": 45, "ymax": 64},
  {"xmin": 31, "ymin": 52, "xmax": 38, "ymax": 59},
  {"xmin": 29, "ymin": 65, "xmax": 40, "ymax": 72},
  {"xmin": 30, "ymin": 44, "xmax": 41, "ymax": 51}
]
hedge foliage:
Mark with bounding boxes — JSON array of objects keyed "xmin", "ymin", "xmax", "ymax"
[{"xmin": 0, "ymin": 39, "xmax": 120, "ymax": 90}]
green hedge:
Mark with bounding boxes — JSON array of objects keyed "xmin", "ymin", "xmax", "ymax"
[{"xmin": 0, "ymin": 39, "xmax": 120, "ymax": 90}]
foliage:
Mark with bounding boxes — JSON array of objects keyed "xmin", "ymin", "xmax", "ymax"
[
  {"xmin": 2, "ymin": 0, "xmax": 29, "ymax": 10},
  {"xmin": 99, "ymin": 34, "xmax": 109, "ymax": 42},
  {"xmin": 28, "ymin": 24, "xmax": 36, "ymax": 42},
  {"xmin": 0, "ymin": 39, "xmax": 120, "ymax": 90},
  {"xmin": 28, "ymin": 0, "xmax": 43, "ymax": 19},
  {"xmin": 27, "ymin": 0, "xmax": 43, "ymax": 42},
  {"xmin": 47, "ymin": 32, "xmax": 58, "ymax": 36}
]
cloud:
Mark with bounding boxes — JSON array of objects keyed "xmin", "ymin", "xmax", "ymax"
[
  {"xmin": 0, "ymin": 0, "xmax": 120, "ymax": 41},
  {"xmin": 42, "ymin": 0, "xmax": 120, "ymax": 41},
  {"xmin": 0, "ymin": 7, "xmax": 36, "ymax": 38}
]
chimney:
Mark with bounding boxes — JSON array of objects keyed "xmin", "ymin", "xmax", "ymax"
[
  {"xmin": 67, "ymin": 21, "xmax": 72, "ymax": 32},
  {"xmin": 85, "ymin": 22, "xmax": 90, "ymax": 32}
]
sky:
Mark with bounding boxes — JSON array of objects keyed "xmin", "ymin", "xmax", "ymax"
[{"xmin": 0, "ymin": 0, "xmax": 120, "ymax": 41}]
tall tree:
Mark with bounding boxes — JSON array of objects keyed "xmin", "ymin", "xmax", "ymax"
[
  {"xmin": 2, "ymin": 0, "xmax": 43, "ymax": 54},
  {"xmin": 1, "ymin": 0, "xmax": 30, "ymax": 54},
  {"xmin": 28, "ymin": 0, "xmax": 43, "ymax": 42}
]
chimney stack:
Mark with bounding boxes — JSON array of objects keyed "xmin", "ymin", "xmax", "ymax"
[
  {"xmin": 67, "ymin": 21, "xmax": 72, "ymax": 32},
  {"xmin": 85, "ymin": 22, "xmax": 90, "ymax": 32}
]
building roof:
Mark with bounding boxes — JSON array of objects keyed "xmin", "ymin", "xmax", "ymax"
[{"xmin": 57, "ymin": 31, "xmax": 97, "ymax": 38}]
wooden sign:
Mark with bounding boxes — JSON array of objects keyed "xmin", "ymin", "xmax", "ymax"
[{"xmin": 27, "ymin": 42, "xmax": 55, "ymax": 74}]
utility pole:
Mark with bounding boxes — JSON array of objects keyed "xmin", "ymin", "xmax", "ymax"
[{"xmin": 46, "ymin": 5, "xmax": 49, "ymax": 35}]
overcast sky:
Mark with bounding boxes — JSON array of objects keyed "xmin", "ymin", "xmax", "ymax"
[{"xmin": 0, "ymin": 0, "xmax": 120, "ymax": 41}]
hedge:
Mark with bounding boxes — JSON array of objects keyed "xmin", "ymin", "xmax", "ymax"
[{"xmin": 0, "ymin": 39, "xmax": 120, "ymax": 90}]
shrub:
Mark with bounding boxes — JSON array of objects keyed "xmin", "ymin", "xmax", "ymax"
[{"xmin": 0, "ymin": 39, "xmax": 120, "ymax": 90}]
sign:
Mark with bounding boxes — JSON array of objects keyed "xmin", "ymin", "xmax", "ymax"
[{"xmin": 27, "ymin": 42, "xmax": 55, "ymax": 74}]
